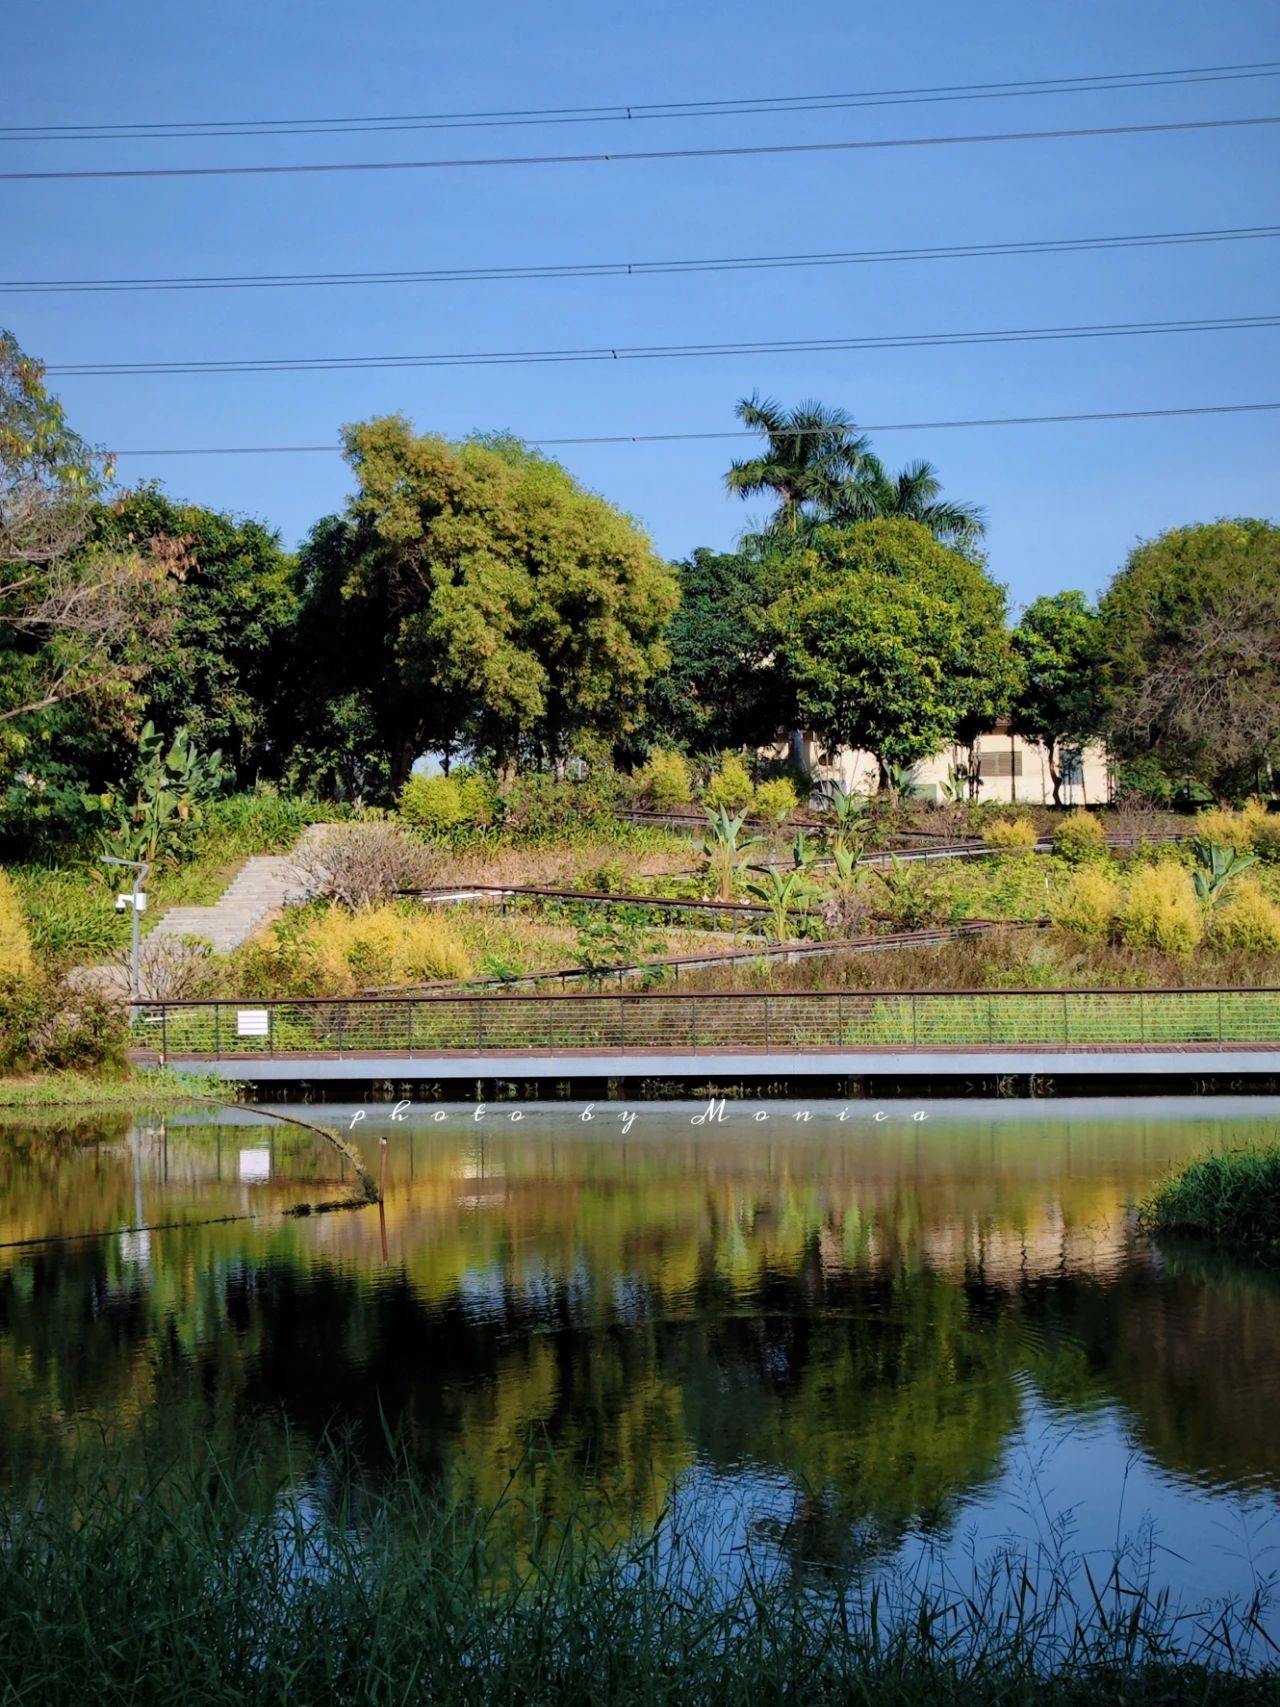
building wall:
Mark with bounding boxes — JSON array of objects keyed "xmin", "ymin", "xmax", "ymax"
[{"xmin": 787, "ymin": 726, "xmax": 1111, "ymax": 807}]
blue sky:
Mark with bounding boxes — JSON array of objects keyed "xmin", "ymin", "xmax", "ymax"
[{"xmin": 6, "ymin": 0, "xmax": 1278, "ymax": 609}]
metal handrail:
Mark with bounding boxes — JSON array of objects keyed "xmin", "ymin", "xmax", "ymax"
[{"xmin": 140, "ymin": 983, "xmax": 1280, "ymax": 1007}]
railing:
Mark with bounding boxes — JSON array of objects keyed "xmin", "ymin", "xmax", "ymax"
[{"xmin": 133, "ymin": 987, "xmax": 1280, "ymax": 1061}]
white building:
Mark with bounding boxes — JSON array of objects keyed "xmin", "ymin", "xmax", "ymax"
[{"xmin": 788, "ymin": 719, "xmax": 1111, "ymax": 807}]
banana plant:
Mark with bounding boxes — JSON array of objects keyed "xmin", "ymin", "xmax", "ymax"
[
  {"xmin": 821, "ymin": 783, "xmax": 870, "ymax": 856},
  {"xmin": 701, "ymin": 805, "xmax": 763, "ymax": 902},
  {"xmin": 744, "ymin": 864, "xmax": 817, "ymax": 943},
  {"xmin": 791, "ymin": 828, "xmax": 820, "ymax": 871},
  {"xmin": 1191, "ymin": 837, "xmax": 1256, "ymax": 907},
  {"xmin": 87, "ymin": 723, "xmax": 226, "ymax": 867}
]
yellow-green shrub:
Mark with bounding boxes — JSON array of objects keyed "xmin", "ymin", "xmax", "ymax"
[
  {"xmin": 633, "ymin": 749, "xmax": 692, "ymax": 810},
  {"xmin": 1118, "ymin": 864, "xmax": 1202, "ymax": 956},
  {"xmin": 981, "ymin": 817, "xmax": 1038, "ymax": 854},
  {"xmin": 754, "ymin": 777, "xmax": 798, "ymax": 825},
  {"xmin": 400, "ymin": 772, "xmax": 495, "ymax": 836},
  {"xmin": 704, "ymin": 754, "xmax": 754, "ymax": 811},
  {"xmin": 400, "ymin": 773, "xmax": 465, "ymax": 835},
  {"xmin": 1193, "ymin": 805, "xmax": 1262, "ymax": 851},
  {"xmin": 1051, "ymin": 866, "xmax": 1120, "ymax": 942},
  {"xmin": 1209, "ymin": 880, "xmax": 1280, "ymax": 955},
  {"xmin": 246, "ymin": 904, "xmax": 471, "ymax": 995},
  {"xmin": 1052, "ymin": 809, "xmax": 1106, "ymax": 864},
  {"xmin": 0, "ymin": 871, "xmax": 33, "ymax": 978},
  {"xmin": 1253, "ymin": 815, "xmax": 1280, "ymax": 865}
]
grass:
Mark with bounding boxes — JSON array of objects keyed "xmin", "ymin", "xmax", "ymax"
[
  {"xmin": 1142, "ymin": 1146, "xmax": 1280, "ymax": 1258},
  {"xmin": 0, "ymin": 1066, "xmax": 231, "ymax": 1108},
  {"xmin": 1, "ymin": 1437, "xmax": 1275, "ymax": 1706}
]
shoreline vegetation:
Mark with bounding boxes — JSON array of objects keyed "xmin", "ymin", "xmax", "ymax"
[
  {"xmin": 0, "ymin": 1066, "xmax": 231, "ymax": 1108},
  {"xmin": 1, "ymin": 1440, "xmax": 1277, "ymax": 1707},
  {"xmin": 1143, "ymin": 1147, "xmax": 1280, "ymax": 1261}
]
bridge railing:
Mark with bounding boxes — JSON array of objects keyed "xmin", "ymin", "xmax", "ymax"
[{"xmin": 133, "ymin": 987, "xmax": 1280, "ymax": 1060}]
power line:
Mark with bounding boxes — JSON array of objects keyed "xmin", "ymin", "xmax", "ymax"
[
  {"xmin": 43, "ymin": 314, "xmax": 1280, "ymax": 379},
  {"xmin": 107, "ymin": 401, "xmax": 1280, "ymax": 455},
  {"xmin": 7, "ymin": 222, "xmax": 1278, "ymax": 296},
  {"xmin": 4, "ymin": 114, "xmax": 1277, "ymax": 182},
  {"xmin": 6, "ymin": 61, "xmax": 1280, "ymax": 140}
]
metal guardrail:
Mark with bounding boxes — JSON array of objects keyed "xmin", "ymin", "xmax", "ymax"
[{"xmin": 135, "ymin": 986, "xmax": 1280, "ymax": 1061}]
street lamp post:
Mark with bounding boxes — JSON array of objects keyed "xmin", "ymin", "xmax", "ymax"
[{"xmin": 100, "ymin": 856, "xmax": 151, "ymax": 1008}]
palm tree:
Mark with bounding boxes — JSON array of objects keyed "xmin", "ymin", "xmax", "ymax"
[
  {"xmin": 827, "ymin": 457, "xmax": 986, "ymax": 549},
  {"xmin": 725, "ymin": 394, "xmax": 876, "ymax": 533}
]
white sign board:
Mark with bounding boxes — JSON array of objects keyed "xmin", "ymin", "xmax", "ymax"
[{"xmin": 236, "ymin": 1008, "xmax": 270, "ymax": 1038}]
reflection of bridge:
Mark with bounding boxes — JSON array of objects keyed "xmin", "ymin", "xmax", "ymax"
[{"xmin": 132, "ymin": 989, "xmax": 1280, "ymax": 1088}]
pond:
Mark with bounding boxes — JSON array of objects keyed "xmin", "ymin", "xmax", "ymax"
[{"xmin": 3, "ymin": 1095, "xmax": 1280, "ymax": 1636}]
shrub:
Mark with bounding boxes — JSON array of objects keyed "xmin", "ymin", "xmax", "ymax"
[
  {"xmin": 703, "ymin": 754, "xmax": 754, "ymax": 812},
  {"xmin": 1052, "ymin": 810, "xmax": 1106, "ymax": 865},
  {"xmin": 239, "ymin": 904, "xmax": 471, "ymax": 996},
  {"xmin": 981, "ymin": 817, "xmax": 1038, "ymax": 854},
  {"xmin": 0, "ymin": 870, "xmax": 33, "ymax": 977},
  {"xmin": 1193, "ymin": 806, "xmax": 1255, "ymax": 851},
  {"xmin": 292, "ymin": 825, "xmax": 437, "ymax": 909},
  {"xmin": 1254, "ymin": 815, "xmax": 1280, "ymax": 865},
  {"xmin": 754, "ymin": 777, "xmax": 798, "ymax": 826},
  {"xmin": 632, "ymin": 750, "xmax": 692, "ymax": 810},
  {"xmin": 1209, "ymin": 881, "xmax": 1280, "ymax": 955},
  {"xmin": 1051, "ymin": 866, "xmax": 1119, "ymax": 942},
  {"xmin": 0, "ymin": 973, "xmax": 128, "ymax": 1072},
  {"xmin": 456, "ymin": 772, "xmax": 497, "ymax": 828},
  {"xmin": 1117, "ymin": 864, "xmax": 1202, "ymax": 955},
  {"xmin": 400, "ymin": 774, "xmax": 466, "ymax": 836}
]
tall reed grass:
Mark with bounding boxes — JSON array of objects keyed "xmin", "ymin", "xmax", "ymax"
[{"xmin": 0, "ymin": 1438, "xmax": 1275, "ymax": 1705}]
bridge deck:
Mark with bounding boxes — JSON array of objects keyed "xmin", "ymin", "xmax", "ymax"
[{"xmin": 140, "ymin": 1042, "xmax": 1280, "ymax": 1082}]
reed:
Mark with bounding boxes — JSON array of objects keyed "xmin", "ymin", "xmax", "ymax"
[
  {"xmin": 0, "ymin": 1438, "xmax": 1275, "ymax": 1705},
  {"xmin": 1142, "ymin": 1145, "xmax": 1280, "ymax": 1257}
]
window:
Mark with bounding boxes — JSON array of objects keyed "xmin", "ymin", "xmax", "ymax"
[{"xmin": 976, "ymin": 748, "xmax": 1023, "ymax": 779}]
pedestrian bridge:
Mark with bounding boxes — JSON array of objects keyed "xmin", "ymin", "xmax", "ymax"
[{"xmin": 132, "ymin": 989, "xmax": 1280, "ymax": 1090}]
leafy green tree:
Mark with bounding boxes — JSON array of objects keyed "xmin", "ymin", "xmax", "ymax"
[
  {"xmin": 0, "ymin": 333, "xmax": 171, "ymax": 741},
  {"xmin": 641, "ymin": 545, "xmax": 782, "ymax": 752},
  {"xmin": 1100, "ymin": 520, "xmax": 1280, "ymax": 797},
  {"xmin": 1011, "ymin": 590, "xmax": 1106, "ymax": 805},
  {"xmin": 293, "ymin": 419, "xmax": 677, "ymax": 786},
  {"xmin": 765, "ymin": 520, "xmax": 1017, "ymax": 789},
  {"xmin": 88, "ymin": 486, "xmax": 296, "ymax": 784}
]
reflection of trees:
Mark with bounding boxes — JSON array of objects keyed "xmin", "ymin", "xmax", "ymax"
[
  {"xmin": 7, "ymin": 1115, "xmax": 1280, "ymax": 1548},
  {"xmin": 1020, "ymin": 1256, "xmax": 1280, "ymax": 1492}
]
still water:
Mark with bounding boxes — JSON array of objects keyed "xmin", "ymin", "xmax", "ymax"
[{"xmin": 3, "ymin": 1096, "xmax": 1280, "ymax": 1621}]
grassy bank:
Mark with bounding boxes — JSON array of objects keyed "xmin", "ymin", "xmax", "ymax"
[
  {"xmin": 1143, "ymin": 1146, "xmax": 1280, "ymax": 1259},
  {"xmin": 0, "ymin": 1066, "xmax": 230, "ymax": 1108},
  {"xmin": 0, "ymin": 1444, "xmax": 1274, "ymax": 1706}
]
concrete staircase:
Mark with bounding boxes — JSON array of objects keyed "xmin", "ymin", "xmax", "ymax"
[{"xmin": 147, "ymin": 825, "xmax": 330, "ymax": 954}]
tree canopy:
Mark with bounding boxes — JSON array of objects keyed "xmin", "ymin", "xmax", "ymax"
[
  {"xmin": 763, "ymin": 519, "xmax": 1017, "ymax": 783},
  {"xmin": 293, "ymin": 420, "xmax": 678, "ymax": 785},
  {"xmin": 1100, "ymin": 519, "xmax": 1280, "ymax": 796},
  {"xmin": 1011, "ymin": 591, "xmax": 1107, "ymax": 804},
  {"xmin": 726, "ymin": 392, "xmax": 984, "ymax": 547}
]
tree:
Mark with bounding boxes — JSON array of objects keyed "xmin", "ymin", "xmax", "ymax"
[
  {"xmin": 726, "ymin": 393, "xmax": 985, "ymax": 547},
  {"xmin": 0, "ymin": 332, "xmax": 173, "ymax": 738},
  {"xmin": 765, "ymin": 520, "xmax": 1017, "ymax": 789},
  {"xmin": 724, "ymin": 394, "xmax": 876, "ymax": 533},
  {"xmin": 1011, "ymin": 591, "xmax": 1106, "ymax": 805},
  {"xmin": 1100, "ymin": 520, "xmax": 1280, "ymax": 797},
  {"xmin": 641, "ymin": 544, "xmax": 782, "ymax": 752},
  {"xmin": 88, "ymin": 486, "xmax": 297, "ymax": 785},
  {"xmin": 826, "ymin": 458, "xmax": 986, "ymax": 550},
  {"xmin": 292, "ymin": 419, "xmax": 678, "ymax": 786}
]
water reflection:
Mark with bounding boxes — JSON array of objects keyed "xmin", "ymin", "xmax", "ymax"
[{"xmin": 2, "ymin": 1098, "xmax": 1280, "ymax": 1610}]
